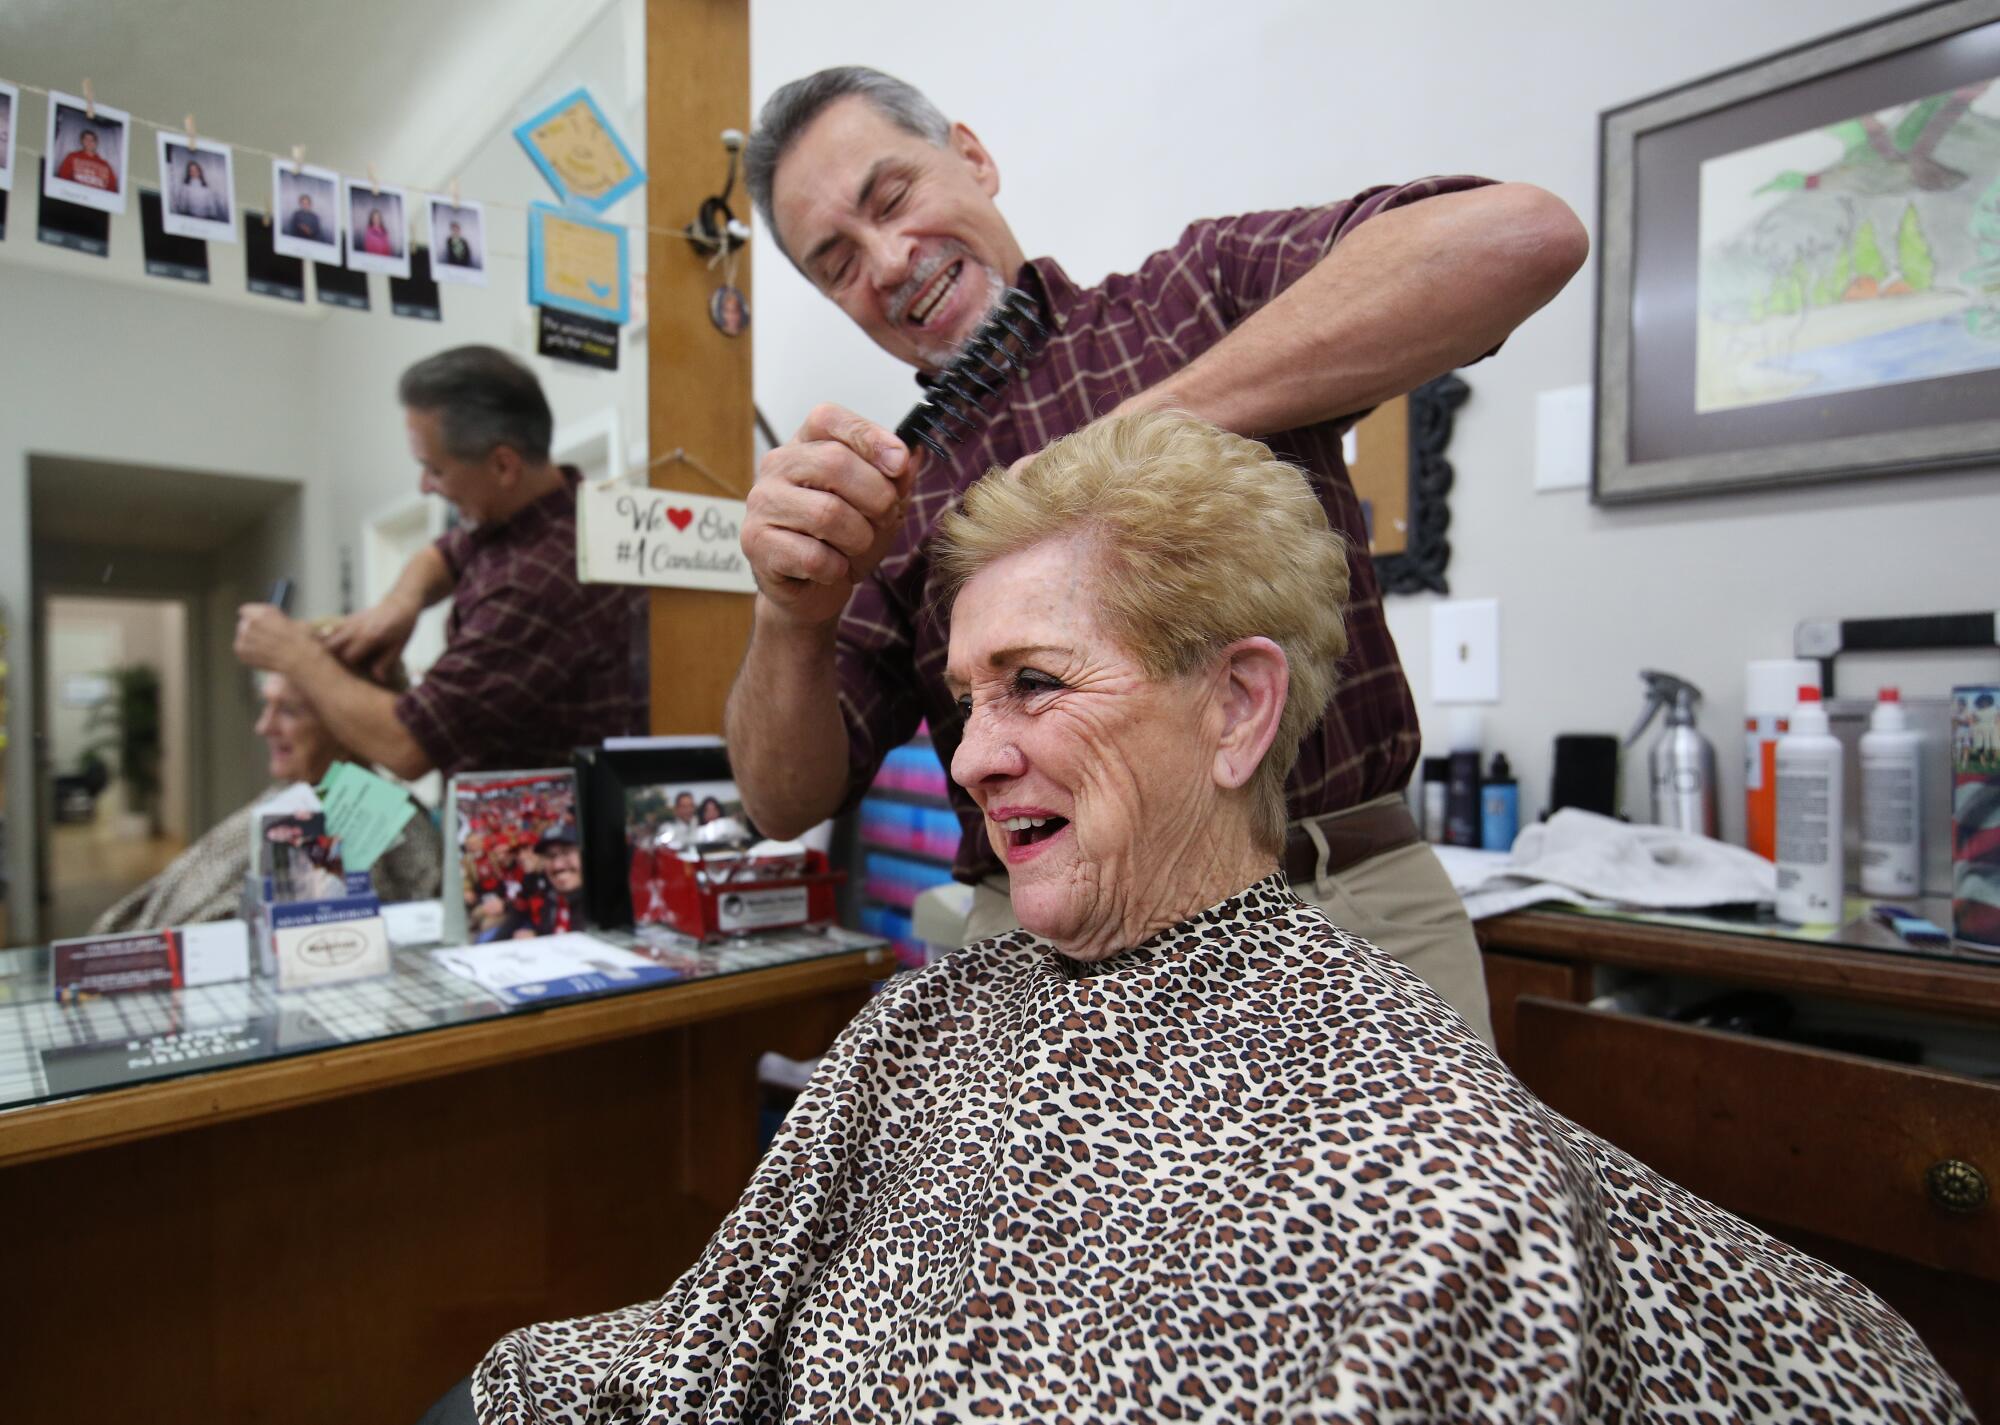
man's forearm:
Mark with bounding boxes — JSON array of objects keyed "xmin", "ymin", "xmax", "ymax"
[
  {"xmin": 1138, "ymin": 183, "xmax": 1588, "ymax": 437},
  {"xmin": 724, "ymin": 600, "xmax": 853, "ymax": 839},
  {"xmin": 287, "ymin": 645, "xmax": 434, "ymax": 781},
  {"xmin": 394, "ymin": 543, "xmax": 457, "ymax": 615}
]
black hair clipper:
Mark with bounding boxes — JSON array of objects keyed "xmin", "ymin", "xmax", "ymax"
[{"xmin": 894, "ymin": 286, "xmax": 1048, "ymax": 461}]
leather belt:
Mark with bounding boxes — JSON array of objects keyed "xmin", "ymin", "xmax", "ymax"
[{"xmin": 1282, "ymin": 798, "xmax": 1423, "ymax": 886}]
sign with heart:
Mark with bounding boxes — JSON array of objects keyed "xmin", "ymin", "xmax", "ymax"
[{"xmin": 575, "ymin": 481, "xmax": 755, "ymax": 593}]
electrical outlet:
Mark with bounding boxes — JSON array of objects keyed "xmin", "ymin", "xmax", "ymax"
[{"xmin": 1430, "ymin": 598, "xmax": 1500, "ymax": 703}]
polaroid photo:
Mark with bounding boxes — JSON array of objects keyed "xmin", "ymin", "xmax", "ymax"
[
  {"xmin": 157, "ymin": 132, "xmax": 237, "ymax": 244},
  {"xmin": 270, "ymin": 158, "xmax": 341, "ymax": 264},
  {"xmin": 343, "ymin": 175, "xmax": 410, "ymax": 278},
  {"xmin": 0, "ymin": 81, "xmax": 18, "ymax": 194},
  {"xmin": 44, "ymin": 89, "xmax": 130, "ymax": 215},
  {"xmin": 426, "ymin": 194, "xmax": 488, "ymax": 286}
]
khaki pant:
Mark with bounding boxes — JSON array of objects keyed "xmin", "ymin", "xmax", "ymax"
[{"xmin": 962, "ymin": 796, "xmax": 1495, "ymax": 1047}]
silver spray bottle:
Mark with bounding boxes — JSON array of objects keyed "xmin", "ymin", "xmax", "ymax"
[{"xmin": 1625, "ymin": 670, "xmax": 1719, "ymax": 839}]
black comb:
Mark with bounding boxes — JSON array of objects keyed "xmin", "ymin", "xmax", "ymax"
[{"xmin": 894, "ymin": 286, "xmax": 1048, "ymax": 461}]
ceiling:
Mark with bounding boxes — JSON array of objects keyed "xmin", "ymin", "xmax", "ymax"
[
  {"xmin": 30, "ymin": 456, "xmax": 298, "ymax": 555},
  {"xmin": 0, "ymin": 0, "xmax": 621, "ymax": 191}
]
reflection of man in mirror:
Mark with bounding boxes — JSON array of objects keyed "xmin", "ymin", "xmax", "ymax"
[
  {"xmin": 57, "ymin": 127, "xmax": 117, "ymax": 192},
  {"xmin": 234, "ymin": 345, "xmax": 647, "ymax": 781},
  {"xmin": 444, "ymin": 220, "xmax": 474, "ymax": 268},
  {"xmin": 286, "ymin": 192, "xmax": 322, "ymax": 241}
]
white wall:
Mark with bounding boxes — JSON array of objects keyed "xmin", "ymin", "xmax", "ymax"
[
  {"xmin": 318, "ymin": 0, "xmax": 650, "ymax": 546},
  {"xmin": 749, "ymin": 0, "xmax": 2000, "ymax": 840}
]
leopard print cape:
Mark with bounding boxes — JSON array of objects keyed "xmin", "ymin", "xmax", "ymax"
[{"xmin": 474, "ymin": 874, "xmax": 1970, "ymax": 1423}]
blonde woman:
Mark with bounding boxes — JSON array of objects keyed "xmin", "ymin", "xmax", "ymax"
[{"xmin": 446, "ymin": 413, "xmax": 1967, "ymax": 1425}]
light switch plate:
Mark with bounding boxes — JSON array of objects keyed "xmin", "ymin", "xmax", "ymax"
[
  {"xmin": 1533, "ymin": 383, "xmax": 1592, "ymax": 492},
  {"xmin": 1431, "ymin": 598, "xmax": 1500, "ymax": 703}
]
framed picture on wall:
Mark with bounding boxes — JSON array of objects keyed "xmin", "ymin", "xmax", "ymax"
[{"xmin": 1596, "ymin": 0, "xmax": 2000, "ymax": 502}]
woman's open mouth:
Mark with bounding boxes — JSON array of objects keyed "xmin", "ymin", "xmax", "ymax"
[{"xmin": 996, "ymin": 813, "xmax": 1069, "ymax": 863}]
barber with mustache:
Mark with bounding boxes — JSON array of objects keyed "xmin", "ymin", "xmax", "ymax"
[{"xmin": 726, "ymin": 67, "xmax": 1587, "ymax": 1042}]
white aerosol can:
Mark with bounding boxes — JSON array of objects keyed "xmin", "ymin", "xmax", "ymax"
[
  {"xmin": 1859, "ymin": 687, "xmax": 1923, "ymax": 898},
  {"xmin": 1776, "ymin": 686, "xmax": 1844, "ymax": 926}
]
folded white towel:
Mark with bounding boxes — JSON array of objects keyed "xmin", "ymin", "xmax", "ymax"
[{"xmin": 1498, "ymin": 809, "xmax": 1776, "ymax": 909}]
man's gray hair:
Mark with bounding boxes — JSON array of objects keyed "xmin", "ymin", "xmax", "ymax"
[
  {"xmin": 745, "ymin": 66, "xmax": 950, "ymax": 260},
  {"xmin": 397, "ymin": 345, "xmax": 553, "ymax": 464}
]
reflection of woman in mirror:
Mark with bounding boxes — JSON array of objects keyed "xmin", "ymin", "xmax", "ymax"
[
  {"xmin": 363, "ymin": 205, "xmax": 394, "ymax": 256},
  {"xmin": 173, "ymin": 157, "xmax": 229, "ymax": 222},
  {"xmin": 92, "ymin": 631, "xmax": 440, "ymax": 934}
]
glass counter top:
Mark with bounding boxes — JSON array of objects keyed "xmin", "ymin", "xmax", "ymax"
[
  {"xmin": 0, "ymin": 916, "xmax": 886, "ymax": 1115},
  {"xmin": 1529, "ymin": 893, "xmax": 1997, "ymax": 967}
]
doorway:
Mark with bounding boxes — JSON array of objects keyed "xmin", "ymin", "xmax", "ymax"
[
  {"xmin": 25, "ymin": 454, "xmax": 303, "ymax": 944},
  {"xmin": 40, "ymin": 596, "xmax": 193, "ymax": 938}
]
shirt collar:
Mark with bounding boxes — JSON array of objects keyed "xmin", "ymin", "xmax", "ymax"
[{"xmin": 470, "ymin": 464, "xmax": 581, "ymax": 544}]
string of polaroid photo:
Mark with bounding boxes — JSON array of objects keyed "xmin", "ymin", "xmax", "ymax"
[{"xmin": 0, "ymin": 74, "xmax": 707, "ymax": 250}]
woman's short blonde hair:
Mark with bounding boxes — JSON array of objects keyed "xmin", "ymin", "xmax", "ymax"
[{"xmin": 936, "ymin": 409, "xmax": 1350, "ymax": 850}]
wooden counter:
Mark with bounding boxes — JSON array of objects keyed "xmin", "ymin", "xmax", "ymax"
[
  {"xmin": 0, "ymin": 946, "xmax": 887, "ymax": 1424},
  {"xmin": 1480, "ymin": 909, "xmax": 2000, "ymax": 1420}
]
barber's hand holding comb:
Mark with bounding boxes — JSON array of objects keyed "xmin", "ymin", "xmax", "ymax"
[{"xmin": 743, "ymin": 403, "xmax": 916, "ymax": 628}]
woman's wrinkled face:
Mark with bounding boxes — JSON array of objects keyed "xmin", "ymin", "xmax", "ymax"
[
  {"xmin": 254, "ymin": 674, "xmax": 337, "ymax": 785},
  {"xmin": 947, "ymin": 537, "xmax": 1223, "ymax": 959}
]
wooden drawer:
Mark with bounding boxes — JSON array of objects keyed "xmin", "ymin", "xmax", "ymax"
[
  {"xmin": 1481, "ymin": 950, "xmax": 1592, "ymax": 1066},
  {"xmin": 1512, "ymin": 995, "xmax": 2000, "ymax": 1283}
]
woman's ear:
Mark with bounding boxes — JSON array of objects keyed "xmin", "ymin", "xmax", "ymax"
[{"xmin": 1212, "ymin": 637, "xmax": 1288, "ymax": 791}]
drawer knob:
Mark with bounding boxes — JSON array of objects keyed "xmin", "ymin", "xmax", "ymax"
[{"xmin": 1926, "ymin": 1159, "xmax": 1989, "ymax": 1215}]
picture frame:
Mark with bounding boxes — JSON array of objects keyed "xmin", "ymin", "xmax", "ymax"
[
  {"xmin": 342, "ymin": 176, "xmax": 411, "ymax": 278},
  {"xmin": 270, "ymin": 158, "xmax": 342, "ymax": 265},
  {"xmin": 0, "ymin": 80, "xmax": 19, "ymax": 194},
  {"xmin": 527, "ymin": 201, "xmax": 629, "ymax": 324},
  {"xmin": 155, "ymin": 132, "xmax": 237, "ymax": 244},
  {"xmin": 513, "ymin": 86, "xmax": 645, "ymax": 213},
  {"xmin": 1595, "ymin": 0, "xmax": 2000, "ymax": 503},
  {"xmin": 42, "ymin": 89, "xmax": 130, "ymax": 216},
  {"xmin": 1345, "ymin": 373, "xmax": 1468, "ymax": 595}
]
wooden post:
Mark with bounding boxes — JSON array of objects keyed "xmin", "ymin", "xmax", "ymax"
[{"xmin": 646, "ymin": 0, "xmax": 754, "ymax": 733}]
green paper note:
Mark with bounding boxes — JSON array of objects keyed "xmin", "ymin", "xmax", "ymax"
[{"xmin": 316, "ymin": 761, "xmax": 418, "ymax": 874}]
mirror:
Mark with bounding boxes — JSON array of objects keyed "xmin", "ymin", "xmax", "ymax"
[
  {"xmin": 0, "ymin": 0, "xmax": 654, "ymax": 948},
  {"xmin": 1344, "ymin": 372, "xmax": 1469, "ymax": 596}
]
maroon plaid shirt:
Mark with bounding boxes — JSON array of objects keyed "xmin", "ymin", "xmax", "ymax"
[
  {"xmin": 398, "ymin": 466, "xmax": 647, "ymax": 776},
  {"xmin": 835, "ymin": 180, "xmax": 1493, "ymax": 881}
]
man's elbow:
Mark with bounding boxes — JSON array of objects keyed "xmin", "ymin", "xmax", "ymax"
[
  {"xmin": 1496, "ymin": 183, "xmax": 1590, "ymax": 298},
  {"xmin": 381, "ymin": 735, "xmax": 434, "ymax": 783},
  {"xmin": 738, "ymin": 792, "xmax": 825, "ymax": 843}
]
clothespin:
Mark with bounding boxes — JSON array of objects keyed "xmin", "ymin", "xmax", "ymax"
[
  {"xmin": 82, "ymin": 79, "xmax": 95, "ymax": 120},
  {"xmin": 291, "ymin": 144, "xmax": 305, "ymax": 173},
  {"xmin": 183, "ymin": 114, "xmax": 197, "ymax": 144},
  {"xmin": 368, "ymin": 163, "xmax": 380, "ymax": 194}
]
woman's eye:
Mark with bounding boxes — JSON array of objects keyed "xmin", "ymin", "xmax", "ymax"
[
  {"xmin": 1013, "ymin": 669, "xmax": 1064, "ymax": 697},
  {"xmin": 955, "ymin": 694, "xmax": 973, "ymax": 719}
]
